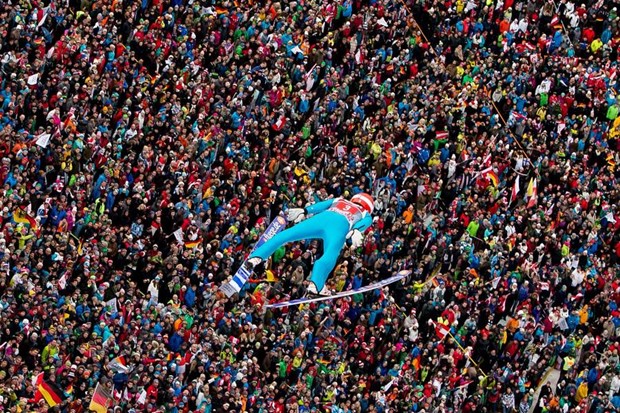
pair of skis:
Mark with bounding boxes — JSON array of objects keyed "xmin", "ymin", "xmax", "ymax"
[{"xmin": 219, "ymin": 214, "xmax": 289, "ymax": 297}]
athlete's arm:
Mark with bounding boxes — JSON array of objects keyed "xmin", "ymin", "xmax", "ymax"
[
  {"xmin": 352, "ymin": 213, "xmax": 373, "ymax": 232},
  {"xmin": 305, "ymin": 198, "xmax": 337, "ymax": 215}
]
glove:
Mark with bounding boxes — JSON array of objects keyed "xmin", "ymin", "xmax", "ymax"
[
  {"xmin": 347, "ymin": 229, "xmax": 364, "ymax": 249},
  {"xmin": 286, "ymin": 208, "xmax": 306, "ymax": 223}
]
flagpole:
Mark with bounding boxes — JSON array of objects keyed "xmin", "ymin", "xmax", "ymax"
[{"xmin": 444, "ymin": 329, "xmax": 488, "ymax": 378}]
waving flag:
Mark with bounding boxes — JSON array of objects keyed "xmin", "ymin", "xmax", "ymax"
[
  {"xmin": 89, "ymin": 383, "xmax": 113, "ymax": 413},
  {"xmin": 13, "ymin": 208, "xmax": 38, "ymax": 230},
  {"xmin": 511, "ymin": 175, "xmax": 520, "ymax": 204},
  {"xmin": 526, "ymin": 178, "xmax": 537, "ymax": 208},
  {"xmin": 436, "ymin": 131, "xmax": 449, "ymax": 140},
  {"xmin": 38, "ymin": 379, "xmax": 67, "ymax": 407},
  {"xmin": 107, "ymin": 356, "xmax": 129, "ymax": 373},
  {"xmin": 486, "ymin": 171, "xmax": 499, "ymax": 187},
  {"xmin": 184, "ymin": 239, "xmax": 202, "ymax": 249},
  {"xmin": 435, "ymin": 322, "xmax": 451, "ymax": 340}
]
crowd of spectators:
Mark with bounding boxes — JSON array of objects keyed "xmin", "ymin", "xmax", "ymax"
[{"xmin": 0, "ymin": 0, "xmax": 620, "ymax": 412}]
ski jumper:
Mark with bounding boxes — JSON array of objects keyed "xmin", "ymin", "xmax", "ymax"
[{"xmin": 249, "ymin": 198, "xmax": 373, "ymax": 291}]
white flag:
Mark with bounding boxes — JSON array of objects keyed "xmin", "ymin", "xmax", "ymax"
[
  {"xmin": 173, "ymin": 228, "xmax": 184, "ymax": 244},
  {"xmin": 35, "ymin": 133, "xmax": 51, "ymax": 148},
  {"xmin": 27, "ymin": 73, "xmax": 39, "ymax": 85},
  {"xmin": 137, "ymin": 389, "xmax": 147, "ymax": 405},
  {"xmin": 105, "ymin": 298, "xmax": 118, "ymax": 314},
  {"xmin": 58, "ymin": 272, "xmax": 68, "ymax": 290}
]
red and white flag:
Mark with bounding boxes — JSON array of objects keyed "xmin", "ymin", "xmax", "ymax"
[
  {"xmin": 436, "ymin": 131, "xmax": 449, "ymax": 140},
  {"xmin": 432, "ymin": 320, "xmax": 451, "ymax": 340},
  {"xmin": 511, "ymin": 175, "xmax": 520, "ymax": 204}
]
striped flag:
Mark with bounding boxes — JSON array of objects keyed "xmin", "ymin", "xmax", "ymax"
[
  {"xmin": 107, "ymin": 356, "xmax": 129, "ymax": 373},
  {"xmin": 510, "ymin": 111, "xmax": 527, "ymax": 123},
  {"xmin": 526, "ymin": 178, "xmax": 537, "ymax": 208},
  {"xmin": 511, "ymin": 175, "xmax": 520, "ymax": 204},
  {"xmin": 486, "ymin": 171, "xmax": 499, "ymax": 187},
  {"xmin": 38, "ymin": 379, "xmax": 67, "ymax": 407},
  {"xmin": 184, "ymin": 239, "xmax": 202, "ymax": 249},
  {"xmin": 13, "ymin": 208, "xmax": 39, "ymax": 230},
  {"xmin": 32, "ymin": 373, "xmax": 44, "ymax": 404},
  {"xmin": 89, "ymin": 383, "xmax": 113, "ymax": 413},
  {"xmin": 58, "ymin": 271, "xmax": 69, "ymax": 290},
  {"xmin": 436, "ymin": 131, "xmax": 449, "ymax": 140}
]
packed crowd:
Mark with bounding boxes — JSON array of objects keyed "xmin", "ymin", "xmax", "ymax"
[{"xmin": 0, "ymin": 0, "xmax": 620, "ymax": 411}]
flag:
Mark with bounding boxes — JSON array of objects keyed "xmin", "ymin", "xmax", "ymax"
[
  {"xmin": 511, "ymin": 175, "xmax": 520, "ymax": 203},
  {"xmin": 184, "ymin": 239, "xmax": 201, "ymax": 249},
  {"xmin": 436, "ymin": 131, "xmax": 449, "ymax": 140},
  {"xmin": 526, "ymin": 178, "xmax": 537, "ymax": 208},
  {"xmin": 13, "ymin": 208, "xmax": 38, "ymax": 229},
  {"xmin": 607, "ymin": 153, "xmax": 616, "ymax": 171},
  {"xmin": 27, "ymin": 73, "xmax": 39, "ymax": 85},
  {"xmin": 526, "ymin": 177, "xmax": 535, "ymax": 197},
  {"xmin": 107, "ymin": 356, "xmax": 129, "ymax": 373},
  {"xmin": 250, "ymin": 269, "xmax": 280, "ymax": 283},
  {"xmin": 383, "ymin": 379, "xmax": 396, "ymax": 392},
  {"xmin": 265, "ymin": 270, "xmax": 278, "ymax": 282},
  {"xmin": 35, "ymin": 132, "xmax": 51, "ymax": 148},
  {"xmin": 214, "ymin": 6, "xmax": 228, "ymax": 15},
  {"xmin": 412, "ymin": 355, "xmax": 421, "ymax": 371},
  {"xmin": 89, "ymin": 383, "xmax": 113, "ymax": 413},
  {"xmin": 172, "ymin": 228, "xmax": 184, "ymax": 244},
  {"xmin": 510, "ymin": 111, "xmax": 527, "ymax": 123},
  {"xmin": 355, "ymin": 48, "xmax": 362, "ymax": 64},
  {"xmin": 377, "ymin": 17, "xmax": 389, "ymax": 27},
  {"xmin": 38, "ymin": 379, "xmax": 66, "ymax": 407},
  {"xmin": 486, "ymin": 171, "xmax": 499, "ymax": 187},
  {"xmin": 105, "ymin": 298, "xmax": 118, "ymax": 315},
  {"xmin": 58, "ymin": 271, "xmax": 68, "ymax": 290},
  {"xmin": 32, "ymin": 373, "xmax": 44, "ymax": 404},
  {"xmin": 435, "ymin": 322, "xmax": 450, "ymax": 340}
]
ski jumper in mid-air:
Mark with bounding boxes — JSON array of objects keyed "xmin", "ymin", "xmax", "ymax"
[{"xmin": 245, "ymin": 193, "xmax": 375, "ymax": 295}]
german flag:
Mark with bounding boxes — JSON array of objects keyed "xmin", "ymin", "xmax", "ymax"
[
  {"xmin": 486, "ymin": 171, "xmax": 499, "ymax": 187},
  {"xmin": 38, "ymin": 379, "xmax": 66, "ymax": 407},
  {"xmin": 184, "ymin": 239, "xmax": 202, "ymax": 249},
  {"xmin": 89, "ymin": 383, "xmax": 112, "ymax": 413},
  {"xmin": 214, "ymin": 6, "xmax": 228, "ymax": 15}
]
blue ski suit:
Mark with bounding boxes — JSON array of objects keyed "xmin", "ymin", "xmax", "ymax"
[{"xmin": 250, "ymin": 198, "xmax": 373, "ymax": 291}]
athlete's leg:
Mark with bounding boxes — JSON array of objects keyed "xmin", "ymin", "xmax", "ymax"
[{"xmin": 307, "ymin": 215, "xmax": 350, "ymax": 292}]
